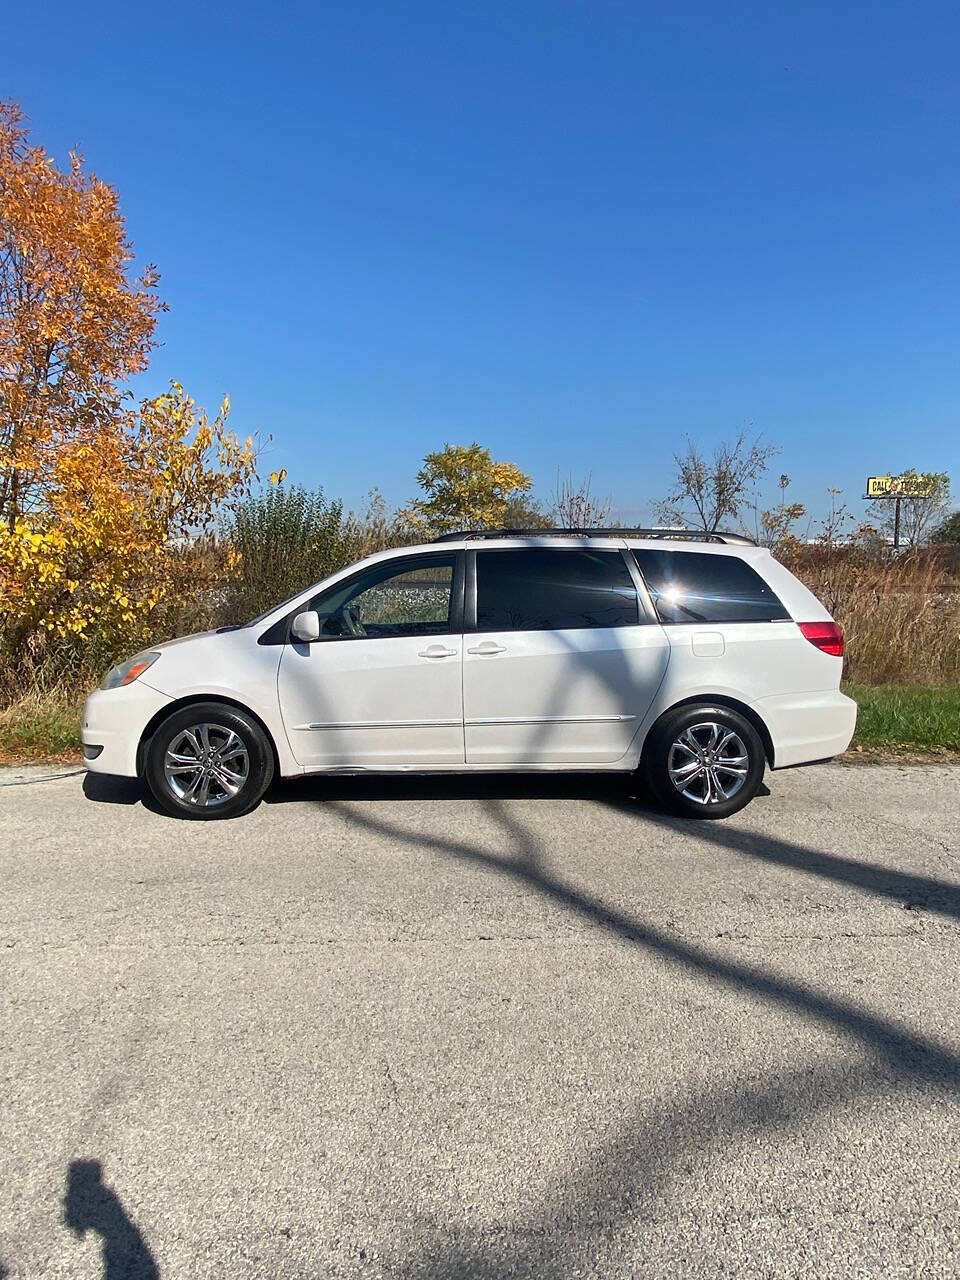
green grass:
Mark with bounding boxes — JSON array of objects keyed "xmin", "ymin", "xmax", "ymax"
[
  {"xmin": 844, "ymin": 682, "xmax": 960, "ymax": 753},
  {"xmin": 0, "ymin": 693, "xmax": 83, "ymax": 763},
  {"xmin": 1, "ymin": 683, "xmax": 958, "ymax": 764}
]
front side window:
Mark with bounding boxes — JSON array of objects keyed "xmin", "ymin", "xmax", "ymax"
[
  {"xmin": 633, "ymin": 549, "xmax": 790, "ymax": 624},
  {"xmin": 311, "ymin": 554, "xmax": 456, "ymax": 639},
  {"xmin": 476, "ymin": 549, "xmax": 639, "ymax": 631}
]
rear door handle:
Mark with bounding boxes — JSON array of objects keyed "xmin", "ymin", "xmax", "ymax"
[
  {"xmin": 467, "ymin": 641, "xmax": 506, "ymax": 655},
  {"xmin": 418, "ymin": 644, "xmax": 458, "ymax": 659}
]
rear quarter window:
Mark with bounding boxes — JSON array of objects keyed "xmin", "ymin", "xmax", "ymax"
[{"xmin": 633, "ymin": 549, "xmax": 790, "ymax": 624}]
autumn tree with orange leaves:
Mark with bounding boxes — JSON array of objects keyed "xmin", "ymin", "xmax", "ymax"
[{"xmin": 0, "ymin": 102, "xmax": 257, "ymax": 690}]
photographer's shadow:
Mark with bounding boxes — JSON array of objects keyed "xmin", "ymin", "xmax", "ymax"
[{"xmin": 64, "ymin": 1159, "xmax": 159, "ymax": 1279}]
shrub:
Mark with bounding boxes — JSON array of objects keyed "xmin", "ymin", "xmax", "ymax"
[{"xmin": 218, "ymin": 485, "xmax": 354, "ymax": 624}]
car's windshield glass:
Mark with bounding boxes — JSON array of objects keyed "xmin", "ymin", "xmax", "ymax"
[{"xmin": 243, "ymin": 586, "xmax": 314, "ymax": 629}]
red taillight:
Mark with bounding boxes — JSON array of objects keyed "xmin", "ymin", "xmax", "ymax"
[{"xmin": 798, "ymin": 621, "xmax": 844, "ymax": 657}]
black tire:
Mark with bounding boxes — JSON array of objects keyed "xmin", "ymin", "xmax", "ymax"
[
  {"xmin": 642, "ymin": 703, "xmax": 765, "ymax": 820},
  {"xmin": 145, "ymin": 701, "xmax": 274, "ymax": 820}
]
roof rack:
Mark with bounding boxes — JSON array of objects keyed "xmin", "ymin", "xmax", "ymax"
[{"xmin": 432, "ymin": 527, "xmax": 758, "ymax": 546}]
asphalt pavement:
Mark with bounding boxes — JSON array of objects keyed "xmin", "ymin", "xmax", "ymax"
[{"xmin": 2, "ymin": 762, "xmax": 959, "ymax": 1278}]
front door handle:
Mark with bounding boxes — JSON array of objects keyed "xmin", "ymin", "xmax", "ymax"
[
  {"xmin": 467, "ymin": 641, "xmax": 506, "ymax": 655},
  {"xmin": 418, "ymin": 644, "xmax": 458, "ymax": 659}
]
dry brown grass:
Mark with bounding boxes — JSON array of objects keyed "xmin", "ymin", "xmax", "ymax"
[{"xmin": 782, "ymin": 545, "xmax": 960, "ymax": 685}]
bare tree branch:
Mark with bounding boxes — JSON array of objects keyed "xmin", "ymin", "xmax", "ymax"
[
  {"xmin": 552, "ymin": 471, "xmax": 612, "ymax": 529},
  {"xmin": 658, "ymin": 432, "xmax": 778, "ymax": 532}
]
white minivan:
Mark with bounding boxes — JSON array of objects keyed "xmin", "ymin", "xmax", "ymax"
[{"xmin": 82, "ymin": 530, "xmax": 857, "ymax": 820}]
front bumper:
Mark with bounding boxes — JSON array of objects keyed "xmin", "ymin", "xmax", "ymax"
[{"xmin": 81, "ymin": 681, "xmax": 173, "ymax": 777}]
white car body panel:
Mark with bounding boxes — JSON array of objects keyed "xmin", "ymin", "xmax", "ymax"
[
  {"xmin": 82, "ymin": 682, "xmax": 173, "ymax": 777},
  {"xmin": 81, "ymin": 534, "xmax": 857, "ymax": 787},
  {"xmin": 757, "ymin": 690, "xmax": 858, "ymax": 767},
  {"xmin": 278, "ymin": 632, "xmax": 464, "ymax": 768},
  {"xmin": 463, "ymin": 625, "xmax": 669, "ymax": 764}
]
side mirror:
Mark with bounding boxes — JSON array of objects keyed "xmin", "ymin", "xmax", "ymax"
[{"xmin": 290, "ymin": 610, "xmax": 321, "ymax": 643}]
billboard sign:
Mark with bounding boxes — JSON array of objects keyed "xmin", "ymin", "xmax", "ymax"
[{"xmin": 865, "ymin": 474, "xmax": 937, "ymax": 499}]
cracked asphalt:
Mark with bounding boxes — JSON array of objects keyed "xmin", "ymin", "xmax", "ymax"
[{"xmin": 2, "ymin": 762, "xmax": 960, "ymax": 1278}]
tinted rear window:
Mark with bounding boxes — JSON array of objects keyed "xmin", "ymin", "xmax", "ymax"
[
  {"xmin": 633, "ymin": 549, "xmax": 790, "ymax": 624},
  {"xmin": 477, "ymin": 549, "xmax": 639, "ymax": 631}
]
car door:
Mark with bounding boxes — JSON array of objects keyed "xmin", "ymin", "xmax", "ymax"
[
  {"xmin": 463, "ymin": 546, "xmax": 670, "ymax": 765},
  {"xmin": 278, "ymin": 551, "xmax": 465, "ymax": 769}
]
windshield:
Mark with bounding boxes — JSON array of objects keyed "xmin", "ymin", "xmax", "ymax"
[{"xmin": 243, "ymin": 586, "xmax": 313, "ymax": 629}]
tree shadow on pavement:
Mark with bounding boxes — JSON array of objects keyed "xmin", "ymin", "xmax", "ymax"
[
  {"xmin": 605, "ymin": 788, "xmax": 960, "ymax": 921},
  {"xmin": 386, "ymin": 1058, "xmax": 920, "ymax": 1278},
  {"xmin": 63, "ymin": 1160, "xmax": 159, "ymax": 1280},
  {"xmin": 329, "ymin": 793, "xmax": 960, "ymax": 1081},
  {"xmin": 317, "ymin": 792, "xmax": 960, "ymax": 1275},
  {"xmin": 291, "ymin": 768, "xmax": 960, "ymax": 921}
]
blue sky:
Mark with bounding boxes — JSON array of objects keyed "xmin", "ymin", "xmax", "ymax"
[{"xmin": 10, "ymin": 0, "xmax": 959, "ymax": 524}]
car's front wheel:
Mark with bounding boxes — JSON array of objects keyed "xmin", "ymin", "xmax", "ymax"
[
  {"xmin": 145, "ymin": 702, "xmax": 274, "ymax": 820},
  {"xmin": 642, "ymin": 704, "xmax": 765, "ymax": 819}
]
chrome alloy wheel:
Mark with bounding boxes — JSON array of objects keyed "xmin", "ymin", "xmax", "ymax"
[
  {"xmin": 666, "ymin": 721, "xmax": 749, "ymax": 806},
  {"xmin": 162, "ymin": 723, "xmax": 250, "ymax": 809}
]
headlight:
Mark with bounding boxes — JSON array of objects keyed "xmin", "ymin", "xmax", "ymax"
[{"xmin": 100, "ymin": 652, "xmax": 161, "ymax": 690}]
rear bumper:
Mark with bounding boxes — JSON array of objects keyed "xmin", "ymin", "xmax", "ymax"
[
  {"xmin": 758, "ymin": 689, "xmax": 858, "ymax": 768},
  {"xmin": 81, "ymin": 682, "xmax": 173, "ymax": 777}
]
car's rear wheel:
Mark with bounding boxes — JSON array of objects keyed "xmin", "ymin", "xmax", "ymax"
[
  {"xmin": 643, "ymin": 704, "xmax": 765, "ymax": 819},
  {"xmin": 145, "ymin": 702, "xmax": 274, "ymax": 820}
]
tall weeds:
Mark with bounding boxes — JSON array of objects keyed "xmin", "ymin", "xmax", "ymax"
[{"xmin": 783, "ymin": 545, "xmax": 960, "ymax": 685}]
